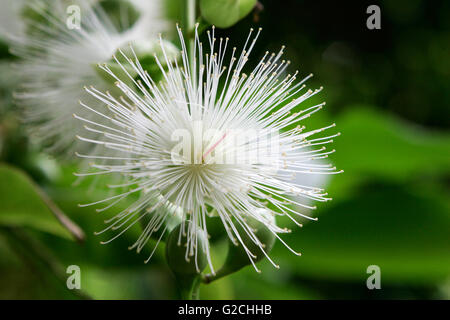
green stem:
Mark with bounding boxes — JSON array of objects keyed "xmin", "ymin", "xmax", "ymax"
[
  {"xmin": 187, "ymin": 0, "xmax": 196, "ymax": 32},
  {"xmin": 186, "ymin": 0, "xmax": 196, "ymax": 79},
  {"xmin": 176, "ymin": 274, "xmax": 201, "ymax": 300}
]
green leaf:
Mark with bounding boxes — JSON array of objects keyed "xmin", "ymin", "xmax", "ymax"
[
  {"xmin": 219, "ymin": 268, "xmax": 321, "ymax": 299},
  {"xmin": 200, "ymin": 0, "xmax": 257, "ymax": 28},
  {"xmin": 335, "ymin": 107, "xmax": 450, "ymax": 179},
  {"xmin": 0, "ymin": 164, "xmax": 79, "ymax": 240},
  {"xmin": 275, "ymin": 183, "xmax": 450, "ymax": 284},
  {"xmin": 81, "ymin": 265, "xmax": 174, "ymax": 299},
  {"xmin": 327, "ymin": 107, "xmax": 450, "ymax": 198}
]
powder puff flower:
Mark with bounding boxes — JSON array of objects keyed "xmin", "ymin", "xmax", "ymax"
[
  {"xmin": 75, "ymin": 25, "xmax": 342, "ymax": 272},
  {"xmin": 9, "ymin": 0, "xmax": 169, "ymax": 155}
]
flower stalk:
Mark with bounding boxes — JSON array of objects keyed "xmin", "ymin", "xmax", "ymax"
[{"xmin": 187, "ymin": 0, "xmax": 197, "ymax": 76}]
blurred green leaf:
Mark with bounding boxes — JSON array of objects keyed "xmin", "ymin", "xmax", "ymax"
[
  {"xmin": 336, "ymin": 107, "xmax": 450, "ymax": 176},
  {"xmin": 0, "ymin": 164, "xmax": 75, "ymax": 240},
  {"xmin": 200, "ymin": 276, "xmax": 235, "ymax": 299},
  {"xmin": 0, "ymin": 230, "xmax": 84, "ymax": 299},
  {"xmin": 200, "ymin": 0, "xmax": 256, "ymax": 28},
  {"xmin": 81, "ymin": 265, "xmax": 174, "ymax": 299},
  {"xmin": 202, "ymin": 264, "xmax": 320, "ymax": 299},
  {"xmin": 329, "ymin": 107, "xmax": 450, "ymax": 197},
  {"xmin": 40, "ymin": 164, "xmax": 168, "ymax": 269},
  {"xmin": 275, "ymin": 183, "xmax": 450, "ymax": 284}
]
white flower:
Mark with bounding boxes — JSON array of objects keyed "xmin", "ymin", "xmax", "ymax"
[
  {"xmin": 9, "ymin": 0, "xmax": 168, "ymax": 155},
  {"xmin": 75, "ymin": 25, "xmax": 342, "ymax": 272}
]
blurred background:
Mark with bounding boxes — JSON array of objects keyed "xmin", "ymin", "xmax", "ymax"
[{"xmin": 0, "ymin": 0, "xmax": 449, "ymax": 299}]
